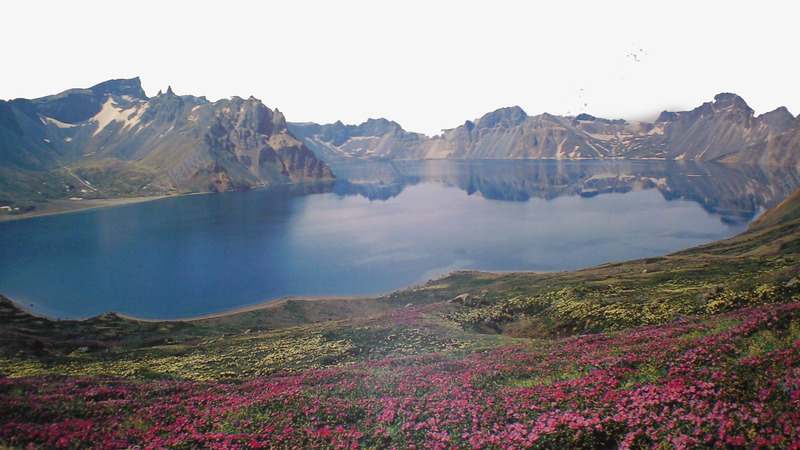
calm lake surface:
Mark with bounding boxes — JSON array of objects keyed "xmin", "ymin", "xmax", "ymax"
[{"xmin": 0, "ymin": 160, "xmax": 787, "ymax": 319}]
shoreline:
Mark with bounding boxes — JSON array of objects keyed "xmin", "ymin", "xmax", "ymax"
[
  {"xmin": 0, "ymin": 196, "xmax": 170, "ymax": 222},
  {"xmin": 114, "ymin": 294, "xmax": 378, "ymax": 323},
  {"xmin": 3, "ymin": 293, "xmax": 381, "ymax": 323},
  {"xmin": 0, "ymin": 179, "xmax": 336, "ymax": 223}
]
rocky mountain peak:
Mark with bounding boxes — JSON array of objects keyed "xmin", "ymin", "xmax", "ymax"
[
  {"xmin": 358, "ymin": 118, "xmax": 401, "ymax": 135},
  {"xmin": 759, "ymin": 106, "xmax": 796, "ymax": 133},
  {"xmin": 90, "ymin": 77, "xmax": 147, "ymax": 100},
  {"xmin": 224, "ymin": 96, "xmax": 275, "ymax": 136},
  {"xmin": 272, "ymin": 108, "xmax": 287, "ymax": 131},
  {"xmin": 537, "ymin": 112, "xmax": 565, "ymax": 124},
  {"xmin": 30, "ymin": 77, "xmax": 148, "ymax": 124},
  {"xmin": 656, "ymin": 110, "xmax": 680, "ymax": 123},
  {"xmin": 712, "ymin": 93, "xmax": 753, "ymax": 113},
  {"xmin": 476, "ymin": 106, "xmax": 528, "ymax": 129}
]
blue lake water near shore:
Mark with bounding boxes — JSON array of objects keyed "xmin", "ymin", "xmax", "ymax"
[{"xmin": 0, "ymin": 160, "xmax": 788, "ymax": 319}]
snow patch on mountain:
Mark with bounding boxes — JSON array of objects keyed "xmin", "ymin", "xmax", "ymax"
[
  {"xmin": 44, "ymin": 116, "xmax": 78, "ymax": 129},
  {"xmin": 91, "ymin": 97, "xmax": 147, "ymax": 136}
]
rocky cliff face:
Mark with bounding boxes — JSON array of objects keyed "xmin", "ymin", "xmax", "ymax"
[
  {"xmin": 290, "ymin": 94, "xmax": 800, "ymax": 167},
  {"xmin": 192, "ymin": 96, "xmax": 333, "ymax": 191},
  {"xmin": 0, "ymin": 78, "xmax": 334, "ymax": 209}
]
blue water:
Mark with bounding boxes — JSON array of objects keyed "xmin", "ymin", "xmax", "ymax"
[{"xmin": 0, "ymin": 160, "xmax": 779, "ymax": 319}]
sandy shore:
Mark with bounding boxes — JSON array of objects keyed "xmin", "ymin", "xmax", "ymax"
[
  {"xmin": 3, "ymin": 293, "xmax": 377, "ymax": 323},
  {"xmin": 111, "ymin": 295, "xmax": 372, "ymax": 323},
  {"xmin": 0, "ymin": 196, "xmax": 169, "ymax": 222}
]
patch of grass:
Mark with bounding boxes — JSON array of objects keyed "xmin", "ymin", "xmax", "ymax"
[{"xmin": 744, "ymin": 320, "xmax": 800, "ymax": 358}]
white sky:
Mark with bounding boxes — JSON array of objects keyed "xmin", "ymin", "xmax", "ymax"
[{"xmin": 1, "ymin": 0, "xmax": 797, "ymax": 136}]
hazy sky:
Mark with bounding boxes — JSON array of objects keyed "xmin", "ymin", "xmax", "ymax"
[{"xmin": 1, "ymin": 0, "xmax": 797, "ymax": 136}]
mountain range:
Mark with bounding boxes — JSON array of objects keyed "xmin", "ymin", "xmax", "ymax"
[
  {"xmin": 0, "ymin": 78, "xmax": 334, "ymax": 212},
  {"xmin": 2, "ymin": 77, "xmax": 800, "ymax": 215},
  {"xmin": 289, "ymin": 93, "xmax": 800, "ymax": 165}
]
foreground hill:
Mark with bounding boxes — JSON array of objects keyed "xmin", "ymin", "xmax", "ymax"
[
  {"xmin": 290, "ymin": 93, "xmax": 800, "ymax": 165},
  {"xmin": 2, "ymin": 180, "xmax": 800, "ymax": 447},
  {"xmin": 0, "ymin": 78, "xmax": 334, "ymax": 216},
  {"xmin": 3, "ymin": 302, "xmax": 798, "ymax": 448}
]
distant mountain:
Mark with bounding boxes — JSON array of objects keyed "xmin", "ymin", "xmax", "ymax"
[
  {"xmin": 290, "ymin": 94, "xmax": 800, "ymax": 166},
  {"xmin": 0, "ymin": 77, "xmax": 334, "ymax": 212},
  {"xmin": 288, "ymin": 118, "xmax": 429, "ymax": 162}
]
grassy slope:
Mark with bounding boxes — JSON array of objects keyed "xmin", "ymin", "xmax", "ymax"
[{"xmin": 747, "ymin": 185, "xmax": 800, "ymax": 231}]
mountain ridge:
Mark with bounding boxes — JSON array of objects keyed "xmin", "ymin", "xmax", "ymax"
[{"xmin": 290, "ymin": 93, "xmax": 800, "ymax": 165}]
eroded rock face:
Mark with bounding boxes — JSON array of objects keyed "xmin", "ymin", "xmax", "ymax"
[{"xmin": 200, "ymin": 97, "xmax": 334, "ymax": 187}]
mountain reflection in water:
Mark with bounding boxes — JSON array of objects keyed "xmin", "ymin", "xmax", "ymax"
[{"xmin": 331, "ymin": 160, "xmax": 785, "ymax": 225}]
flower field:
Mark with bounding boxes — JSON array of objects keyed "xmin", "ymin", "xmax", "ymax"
[{"xmin": 2, "ymin": 301, "xmax": 800, "ymax": 449}]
